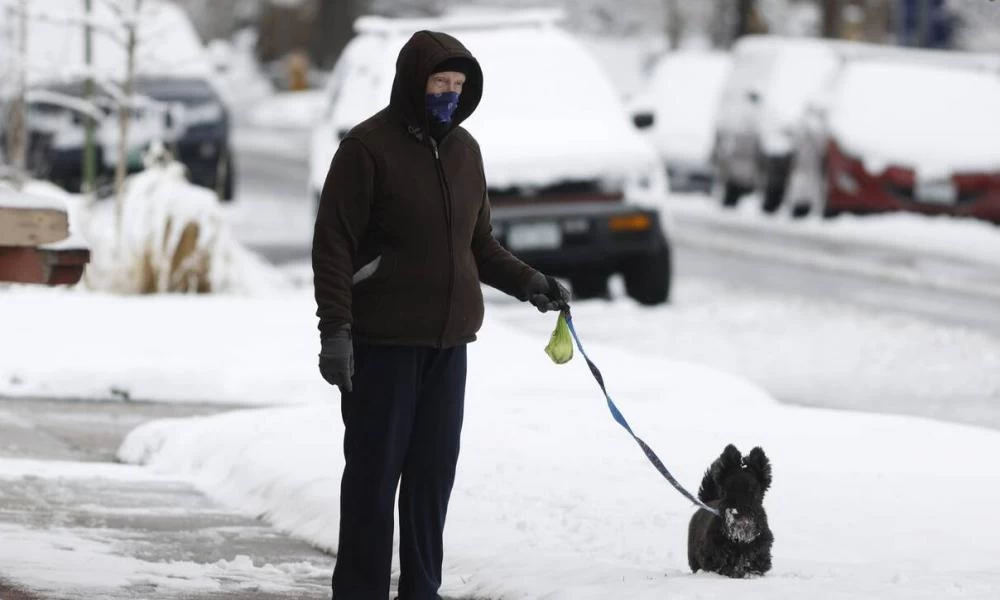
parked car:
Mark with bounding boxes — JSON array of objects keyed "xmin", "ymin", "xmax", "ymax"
[
  {"xmin": 636, "ymin": 51, "xmax": 731, "ymax": 193},
  {"xmin": 310, "ymin": 10, "xmax": 672, "ymax": 304},
  {"xmin": 783, "ymin": 59, "xmax": 1000, "ymax": 223},
  {"xmin": 24, "ymin": 77, "xmax": 234, "ymax": 200},
  {"xmin": 713, "ymin": 36, "xmax": 841, "ymax": 212}
]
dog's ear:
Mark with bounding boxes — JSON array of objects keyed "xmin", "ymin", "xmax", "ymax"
[
  {"xmin": 744, "ymin": 447, "xmax": 772, "ymax": 494},
  {"xmin": 711, "ymin": 444, "xmax": 743, "ymax": 486}
]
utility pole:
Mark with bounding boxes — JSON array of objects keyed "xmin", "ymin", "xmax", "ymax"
[{"xmin": 83, "ymin": 0, "xmax": 97, "ymax": 197}]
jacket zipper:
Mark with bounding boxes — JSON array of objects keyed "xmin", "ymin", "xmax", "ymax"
[{"xmin": 430, "ymin": 137, "xmax": 455, "ymax": 347}]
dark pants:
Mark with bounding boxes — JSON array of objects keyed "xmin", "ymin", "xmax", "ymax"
[{"xmin": 331, "ymin": 342, "xmax": 467, "ymax": 600}]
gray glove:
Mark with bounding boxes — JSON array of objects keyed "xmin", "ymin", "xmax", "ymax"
[
  {"xmin": 319, "ymin": 326, "xmax": 354, "ymax": 393},
  {"xmin": 525, "ymin": 272, "xmax": 571, "ymax": 313}
]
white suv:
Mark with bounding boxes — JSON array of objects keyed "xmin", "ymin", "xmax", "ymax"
[{"xmin": 309, "ymin": 10, "xmax": 674, "ymax": 304}]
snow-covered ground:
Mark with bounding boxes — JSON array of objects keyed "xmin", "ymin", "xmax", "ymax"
[
  {"xmin": 2, "ymin": 264, "xmax": 998, "ymax": 597},
  {"xmin": 668, "ymin": 194, "xmax": 1000, "ymax": 299},
  {"xmin": 115, "ymin": 302, "xmax": 1000, "ymax": 599},
  {"xmin": 0, "ymin": 458, "xmax": 330, "ymax": 598}
]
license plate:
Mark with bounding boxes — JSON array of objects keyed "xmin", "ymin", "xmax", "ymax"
[
  {"xmin": 915, "ymin": 178, "xmax": 956, "ymax": 205},
  {"xmin": 507, "ymin": 222, "xmax": 561, "ymax": 251}
]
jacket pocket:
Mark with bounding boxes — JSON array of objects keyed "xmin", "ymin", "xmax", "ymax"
[{"xmin": 352, "ymin": 256, "xmax": 383, "ymax": 286}]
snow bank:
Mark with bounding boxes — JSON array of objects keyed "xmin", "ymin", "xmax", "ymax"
[
  {"xmin": 119, "ymin": 316, "xmax": 1000, "ymax": 599},
  {"xmin": 81, "ymin": 156, "xmax": 289, "ymax": 295},
  {"xmin": 671, "ymin": 194, "xmax": 1000, "ymax": 272},
  {"xmin": 829, "ymin": 61, "xmax": 1000, "ymax": 177},
  {"xmin": 0, "ymin": 289, "xmax": 322, "ymax": 404}
]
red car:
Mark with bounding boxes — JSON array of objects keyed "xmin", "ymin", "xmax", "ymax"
[{"xmin": 785, "ymin": 59, "xmax": 1000, "ymax": 223}]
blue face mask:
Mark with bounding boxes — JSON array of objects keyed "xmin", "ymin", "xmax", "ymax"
[{"xmin": 426, "ymin": 91, "xmax": 460, "ymax": 124}]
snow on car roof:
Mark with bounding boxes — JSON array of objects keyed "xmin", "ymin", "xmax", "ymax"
[
  {"xmin": 0, "ymin": 0, "xmax": 211, "ymax": 88},
  {"xmin": 828, "ymin": 60, "xmax": 1000, "ymax": 177},
  {"xmin": 331, "ymin": 21, "xmax": 659, "ymax": 189},
  {"xmin": 646, "ymin": 51, "xmax": 732, "ymax": 163}
]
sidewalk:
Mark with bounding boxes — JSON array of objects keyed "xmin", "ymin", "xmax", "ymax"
[{"xmin": 0, "ymin": 397, "xmax": 333, "ymax": 599}]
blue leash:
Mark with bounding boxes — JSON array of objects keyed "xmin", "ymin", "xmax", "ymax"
[{"xmin": 563, "ymin": 312, "xmax": 720, "ymax": 516}]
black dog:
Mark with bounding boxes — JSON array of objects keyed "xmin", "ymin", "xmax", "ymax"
[{"xmin": 687, "ymin": 444, "xmax": 773, "ymax": 578}]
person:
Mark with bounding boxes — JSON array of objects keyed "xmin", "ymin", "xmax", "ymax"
[{"xmin": 312, "ymin": 30, "xmax": 570, "ymax": 600}]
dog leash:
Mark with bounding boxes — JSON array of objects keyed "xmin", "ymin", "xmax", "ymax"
[{"xmin": 562, "ymin": 311, "xmax": 720, "ymax": 517}]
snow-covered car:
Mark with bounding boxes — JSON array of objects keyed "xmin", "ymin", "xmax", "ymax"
[
  {"xmin": 1, "ymin": 0, "xmax": 234, "ymax": 200},
  {"xmin": 783, "ymin": 59, "xmax": 1000, "ymax": 223},
  {"xmin": 638, "ymin": 51, "xmax": 731, "ymax": 193},
  {"xmin": 310, "ymin": 10, "xmax": 672, "ymax": 303},
  {"xmin": 713, "ymin": 36, "xmax": 841, "ymax": 212}
]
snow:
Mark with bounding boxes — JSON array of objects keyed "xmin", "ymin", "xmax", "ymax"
[
  {"xmin": 669, "ymin": 196, "xmax": 1000, "ymax": 273},
  {"xmin": 79, "ymin": 158, "xmax": 290, "ymax": 295},
  {"xmin": 0, "ymin": 289, "xmax": 321, "ymax": 404},
  {"xmin": 0, "ymin": 0, "xmax": 212, "ymax": 87},
  {"xmin": 0, "ymin": 182, "xmax": 68, "ymax": 212},
  {"xmin": 644, "ymin": 51, "xmax": 731, "ymax": 167},
  {"xmin": 118, "ymin": 310, "xmax": 1000, "ymax": 599},
  {"xmin": 207, "ymin": 31, "xmax": 275, "ymax": 118},
  {"xmin": 828, "ymin": 61, "xmax": 1000, "ymax": 178},
  {"xmin": 0, "ymin": 514, "xmax": 327, "ymax": 597},
  {"xmin": 244, "ymin": 90, "xmax": 327, "ymax": 130}
]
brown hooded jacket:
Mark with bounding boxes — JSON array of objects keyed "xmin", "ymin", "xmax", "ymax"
[{"xmin": 312, "ymin": 30, "xmax": 537, "ymax": 347}]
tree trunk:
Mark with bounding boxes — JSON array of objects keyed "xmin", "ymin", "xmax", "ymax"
[
  {"xmin": 83, "ymin": 0, "xmax": 97, "ymax": 197},
  {"xmin": 312, "ymin": 0, "xmax": 366, "ymax": 69},
  {"xmin": 823, "ymin": 0, "xmax": 843, "ymax": 38},
  {"xmin": 4, "ymin": 0, "xmax": 28, "ymax": 188},
  {"xmin": 115, "ymin": 0, "xmax": 143, "ymax": 237},
  {"xmin": 734, "ymin": 0, "xmax": 755, "ymax": 39}
]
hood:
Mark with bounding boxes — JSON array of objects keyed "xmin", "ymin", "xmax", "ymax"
[{"xmin": 390, "ymin": 30, "xmax": 484, "ymax": 133}]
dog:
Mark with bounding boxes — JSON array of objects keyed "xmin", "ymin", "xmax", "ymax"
[{"xmin": 687, "ymin": 444, "xmax": 773, "ymax": 578}]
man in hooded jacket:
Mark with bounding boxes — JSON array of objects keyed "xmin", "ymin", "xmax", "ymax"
[{"xmin": 312, "ymin": 30, "xmax": 570, "ymax": 599}]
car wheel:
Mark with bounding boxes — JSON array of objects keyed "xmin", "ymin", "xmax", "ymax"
[
  {"xmin": 570, "ymin": 274, "xmax": 610, "ymax": 301},
  {"xmin": 791, "ymin": 203, "xmax": 811, "ymax": 219},
  {"xmin": 623, "ymin": 242, "xmax": 672, "ymax": 306},
  {"xmin": 760, "ymin": 155, "xmax": 791, "ymax": 214},
  {"xmin": 719, "ymin": 179, "xmax": 749, "ymax": 208},
  {"xmin": 761, "ymin": 181, "xmax": 784, "ymax": 214}
]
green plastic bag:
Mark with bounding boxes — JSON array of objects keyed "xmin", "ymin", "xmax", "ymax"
[{"xmin": 545, "ymin": 312, "xmax": 574, "ymax": 365}]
